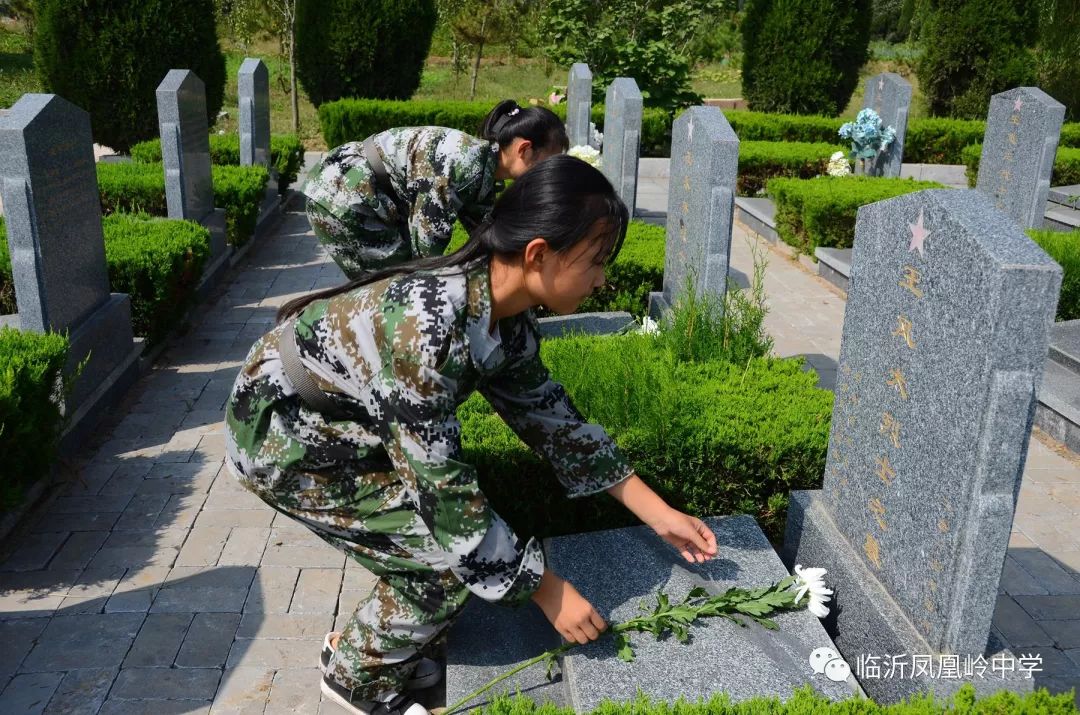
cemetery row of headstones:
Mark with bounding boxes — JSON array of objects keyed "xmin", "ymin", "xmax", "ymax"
[
  {"xmin": 470, "ymin": 63, "xmax": 1066, "ymax": 706},
  {"xmin": 0, "ymin": 58, "xmax": 274, "ymax": 445}
]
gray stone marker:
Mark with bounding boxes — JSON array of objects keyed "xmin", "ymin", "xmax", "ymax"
[
  {"xmin": 156, "ymin": 69, "xmax": 229, "ymax": 291},
  {"xmin": 975, "ymin": 86, "xmax": 1066, "ymax": 229},
  {"xmin": 446, "ymin": 517, "xmax": 859, "ymax": 710},
  {"xmin": 536, "ymin": 311, "xmax": 636, "ymax": 339},
  {"xmin": 784, "ymin": 189, "xmax": 1061, "ymax": 702},
  {"xmin": 602, "ymin": 78, "xmax": 643, "ymax": 216},
  {"xmin": 862, "ymin": 73, "xmax": 912, "ymax": 178},
  {"xmin": 238, "ymin": 58, "xmax": 271, "ymax": 168},
  {"xmin": 647, "ymin": 106, "xmax": 738, "ymax": 319},
  {"xmin": 0, "ymin": 94, "xmax": 140, "ymax": 412},
  {"xmin": 566, "ymin": 63, "xmax": 592, "ymax": 148}
]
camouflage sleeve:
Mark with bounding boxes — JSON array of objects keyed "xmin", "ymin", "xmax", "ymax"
[
  {"xmin": 478, "ymin": 322, "xmax": 634, "ymax": 499},
  {"xmin": 378, "ymin": 281, "xmax": 544, "ymax": 606}
]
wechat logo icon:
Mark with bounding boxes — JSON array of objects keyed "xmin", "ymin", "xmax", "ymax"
[{"xmin": 809, "ymin": 647, "xmax": 852, "ymax": 682}]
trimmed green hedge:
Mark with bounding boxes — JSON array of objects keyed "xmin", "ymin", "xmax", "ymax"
[
  {"xmin": 97, "ymin": 162, "xmax": 270, "ymax": 246},
  {"xmin": 447, "ymin": 220, "xmax": 666, "ymax": 317},
  {"xmin": 1029, "ymin": 229, "xmax": 1080, "ymax": 322},
  {"xmin": 962, "ymin": 144, "xmax": 1080, "ymax": 188},
  {"xmin": 738, "ymin": 141, "xmax": 844, "ymax": 196},
  {"xmin": 0, "ymin": 327, "xmax": 70, "ymax": 509},
  {"xmin": 474, "ymin": 686, "xmax": 1078, "ymax": 715},
  {"xmin": 0, "ymin": 214, "xmax": 210, "ymax": 345},
  {"xmin": 129, "ymin": 134, "xmax": 304, "ymax": 195},
  {"xmin": 462, "ymin": 333, "xmax": 833, "ymax": 542},
  {"xmin": 767, "ymin": 176, "xmax": 944, "ymax": 253},
  {"xmin": 318, "ymin": 98, "xmax": 673, "ymax": 157}
]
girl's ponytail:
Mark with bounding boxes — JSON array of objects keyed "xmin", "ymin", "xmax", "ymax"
[{"xmin": 479, "ymin": 99, "xmax": 569, "ymax": 154}]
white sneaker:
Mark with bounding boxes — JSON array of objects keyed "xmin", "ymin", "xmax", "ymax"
[
  {"xmin": 320, "ymin": 632, "xmax": 443, "ymax": 689},
  {"xmin": 320, "ymin": 677, "xmax": 430, "ymax": 715}
]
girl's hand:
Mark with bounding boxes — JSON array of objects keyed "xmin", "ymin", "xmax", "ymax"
[
  {"xmin": 649, "ymin": 509, "xmax": 718, "ymax": 563},
  {"xmin": 531, "ymin": 571, "xmax": 607, "ymax": 645}
]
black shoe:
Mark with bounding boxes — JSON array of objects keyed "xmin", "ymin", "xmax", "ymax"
[
  {"xmin": 320, "ymin": 676, "xmax": 430, "ymax": 715},
  {"xmin": 320, "ymin": 632, "xmax": 442, "ymax": 689}
]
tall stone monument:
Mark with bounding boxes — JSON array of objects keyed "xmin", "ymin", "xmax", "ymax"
[
  {"xmin": 784, "ymin": 189, "xmax": 1061, "ymax": 702},
  {"xmin": 602, "ymin": 78, "xmax": 643, "ymax": 217},
  {"xmin": 0, "ymin": 94, "xmax": 140, "ymax": 423},
  {"xmin": 975, "ymin": 86, "xmax": 1066, "ymax": 229},
  {"xmin": 566, "ymin": 63, "xmax": 593, "ymax": 148},
  {"xmin": 647, "ymin": 106, "xmax": 738, "ymax": 319},
  {"xmin": 156, "ymin": 69, "xmax": 229, "ymax": 291},
  {"xmin": 862, "ymin": 73, "xmax": 912, "ymax": 178},
  {"xmin": 238, "ymin": 58, "xmax": 271, "ymax": 168}
]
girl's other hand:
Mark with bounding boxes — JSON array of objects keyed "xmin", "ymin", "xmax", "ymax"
[
  {"xmin": 649, "ymin": 509, "xmax": 718, "ymax": 563},
  {"xmin": 531, "ymin": 571, "xmax": 607, "ymax": 645}
]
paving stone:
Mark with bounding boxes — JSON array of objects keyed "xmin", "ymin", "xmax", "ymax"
[
  {"xmin": 44, "ymin": 667, "xmax": 116, "ymax": 715},
  {"xmin": 125, "ymin": 613, "xmax": 194, "ymax": 667},
  {"xmin": 204, "ymin": 476, "xmax": 266, "ymax": 511},
  {"xmin": 137, "ymin": 464, "xmax": 216, "ymax": 495},
  {"xmin": 88, "ymin": 545, "xmax": 179, "ymax": 570},
  {"xmin": 193, "ymin": 435, "xmax": 227, "ymax": 463},
  {"xmin": 208, "ymin": 667, "xmax": 273, "ymax": 714},
  {"xmin": 175, "ymin": 527, "xmax": 231, "ymax": 567},
  {"xmin": 156, "ymin": 493, "xmax": 210, "ymax": 531},
  {"xmin": 152, "ymin": 566, "xmax": 256, "ymax": 613},
  {"xmin": 110, "ymin": 667, "xmax": 221, "ymax": 700},
  {"xmin": 1038, "ymin": 621, "xmax": 1080, "ymax": 650},
  {"xmin": 58, "ymin": 595, "xmax": 108, "ymax": 615},
  {"xmin": 33, "ymin": 511, "xmax": 121, "ymax": 533},
  {"xmin": 236, "ymin": 613, "xmax": 332, "ymax": 640},
  {"xmin": 1, "ymin": 533, "xmax": 70, "ymax": 572},
  {"xmin": 260, "ymin": 541, "xmax": 344, "ymax": 569},
  {"xmin": 0, "ymin": 570, "xmax": 79, "ymax": 618},
  {"xmin": 1017, "ymin": 595, "xmax": 1080, "ymax": 621},
  {"xmin": 68, "ymin": 567, "xmax": 127, "ymax": 599},
  {"xmin": 22, "ymin": 614, "xmax": 144, "ymax": 670},
  {"xmin": 0, "ymin": 671, "xmax": 65, "ymax": 715},
  {"xmin": 341, "ymin": 566, "xmax": 378, "ymax": 593},
  {"xmin": 1010, "ymin": 550, "xmax": 1080, "ymax": 594},
  {"xmin": 1001, "ymin": 553, "xmax": 1050, "ymax": 596},
  {"xmin": 227, "ymin": 637, "xmax": 319, "ymax": 669},
  {"xmin": 265, "ymin": 668, "xmax": 323, "ymax": 714},
  {"xmin": 194, "ymin": 511, "xmax": 273, "ymax": 529},
  {"xmin": 47, "ymin": 531, "xmax": 108, "ymax": 570},
  {"xmin": 993, "ymin": 594, "xmax": 1054, "ymax": 647},
  {"xmin": 244, "ymin": 567, "xmax": 298, "ymax": 613},
  {"xmin": 0, "ymin": 619, "xmax": 47, "ymax": 681},
  {"xmin": 62, "ymin": 463, "xmax": 119, "ymax": 497},
  {"xmin": 156, "ymin": 432, "xmax": 203, "ymax": 464},
  {"xmin": 176, "ymin": 613, "xmax": 241, "ymax": 668},
  {"xmin": 103, "ymin": 528, "xmax": 189, "ymax": 550},
  {"xmin": 51, "ymin": 495, "xmax": 134, "ymax": 515},
  {"xmin": 113, "ymin": 495, "xmax": 172, "ymax": 531},
  {"xmin": 290, "ymin": 569, "xmax": 342, "ymax": 614}
]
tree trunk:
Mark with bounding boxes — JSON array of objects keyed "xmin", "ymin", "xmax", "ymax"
[
  {"xmin": 468, "ymin": 16, "xmax": 487, "ymax": 101},
  {"xmin": 289, "ymin": 6, "xmax": 299, "ymax": 133}
]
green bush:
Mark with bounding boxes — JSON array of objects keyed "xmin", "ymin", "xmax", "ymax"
[
  {"xmin": 471, "ymin": 685, "xmax": 1078, "ymax": 715},
  {"xmin": 33, "ymin": 0, "xmax": 225, "ymax": 152},
  {"xmin": 904, "ymin": 117, "xmax": 986, "ymax": 164},
  {"xmin": 130, "ymin": 134, "xmax": 304, "ymax": 195},
  {"xmin": 0, "ymin": 327, "xmax": 70, "ymax": 509},
  {"xmin": 318, "ymin": 98, "xmax": 673, "ymax": 157},
  {"xmin": 741, "ymin": 0, "xmax": 872, "ymax": 116},
  {"xmin": 96, "ymin": 162, "xmax": 270, "ymax": 246},
  {"xmin": 916, "ymin": 0, "xmax": 1036, "ymax": 119},
  {"xmin": 737, "ymin": 141, "xmax": 844, "ymax": 196},
  {"xmin": 962, "ymin": 144, "xmax": 1080, "ymax": 189},
  {"xmin": 1028, "ymin": 229, "xmax": 1080, "ymax": 322},
  {"xmin": 295, "ymin": 0, "xmax": 437, "ymax": 107},
  {"xmin": 0, "ymin": 214, "xmax": 210, "ymax": 344},
  {"xmin": 767, "ymin": 175, "xmax": 944, "ymax": 253}
]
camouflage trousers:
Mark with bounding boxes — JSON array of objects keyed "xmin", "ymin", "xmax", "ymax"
[
  {"xmin": 306, "ymin": 197, "xmax": 412, "ymax": 279},
  {"xmin": 246, "ymin": 467, "xmax": 471, "ymax": 699}
]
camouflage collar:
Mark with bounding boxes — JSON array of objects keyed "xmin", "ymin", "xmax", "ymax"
[{"xmin": 465, "ymin": 258, "xmax": 494, "ymax": 328}]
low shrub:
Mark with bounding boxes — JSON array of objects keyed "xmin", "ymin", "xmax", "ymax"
[
  {"xmin": 1028, "ymin": 229, "xmax": 1080, "ymax": 322},
  {"xmin": 904, "ymin": 117, "xmax": 986, "ymax": 165},
  {"xmin": 318, "ymin": 98, "xmax": 672, "ymax": 157},
  {"xmin": 0, "ymin": 215, "xmax": 210, "ymax": 345},
  {"xmin": 738, "ymin": 141, "xmax": 844, "ymax": 196},
  {"xmin": 962, "ymin": 144, "xmax": 1080, "ymax": 189},
  {"xmin": 129, "ymin": 134, "xmax": 304, "ymax": 195},
  {"xmin": 767, "ymin": 176, "xmax": 944, "ymax": 253},
  {"xmin": 96, "ymin": 162, "xmax": 270, "ymax": 246},
  {"xmin": 725, "ymin": 111, "xmax": 844, "ymax": 144},
  {"xmin": 0, "ymin": 327, "xmax": 70, "ymax": 509}
]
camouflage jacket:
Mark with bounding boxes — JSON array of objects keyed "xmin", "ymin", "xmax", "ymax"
[
  {"xmin": 225, "ymin": 260, "xmax": 633, "ymax": 606},
  {"xmin": 303, "ymin": 127, "xmax": 498, "ymax": 266}
]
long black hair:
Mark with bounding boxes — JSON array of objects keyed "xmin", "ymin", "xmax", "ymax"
[
  {"xmin": 278, "ymin": 155, "xmax": 627, "ymax": 323},
  {"xmin": 479, "ymin": 99, "xmax": 569, "ymax": 153}
]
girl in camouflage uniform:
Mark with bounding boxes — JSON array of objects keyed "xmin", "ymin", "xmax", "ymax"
[
  {"xmin": 303, "ymin": 100, "xmax": 568, "ymax": 278},
  {"xmin": 225, "ymin": 156, "xmax": 718, "ymax": 715}
]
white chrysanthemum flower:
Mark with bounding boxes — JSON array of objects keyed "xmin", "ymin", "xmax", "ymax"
[
  {"xmin": 640, "ymin": 316, "xmax": 659, "ymax": 335},
  {"xmin": 568, "ymin": 144, "xmax": 602, "ymax": 169},
  {"xmin": 589, "ymin": 122, "xmax": 603, "ymax": 150},
  {"xmin": 793, "ymin": 564, "xmax": 833, "ymax": 618},
  {"xmin": 826, "ymin": 151, "xmax": 851, "ymax": 177}
]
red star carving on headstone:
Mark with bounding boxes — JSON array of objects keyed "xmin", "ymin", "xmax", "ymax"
[
  {"xmin": 908, "ymin": 208, "xmax": 931, "ymax": 257},
  {"xmin": 878, "ymin": 77, "xmax": 885, "ymax": 91},
  {"xmin": 1013, "ymin": 98, "xmax": 1024, "ymax": 112}
]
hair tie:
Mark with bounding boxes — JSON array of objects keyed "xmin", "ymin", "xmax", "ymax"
[{"xmin": 508, "ymin": 107, "xmax": 521, "ymax": 117}]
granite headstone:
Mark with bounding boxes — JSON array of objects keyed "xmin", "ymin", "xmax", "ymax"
[
  {"xmin": 975, "ymin": 86, "xmax": 1066, "ymax": 229},
  {"xmin": 238, "ymin": 58, "xmax": 271, "ymax": 168},
  {"xmin": 156, "ymin": 69, "xmax": 215, "ymax": 222},
  {"xmin": 783, "ymin": 188, "xmax": 1061, "ymax": 702},
  {"xmin": 566, "ymin": 63, "xmax": 593, "ymax": 148},
  {"xmin": 602, "ymin": 78, "xmax": 643, "ymax": 216},
  {"xmin": 0, "ymin": 93, "xmax": 139, "ymax": 410},
  {"xmin": 647, "ymin": 106, "xmax": 738, "ymax": 319},
  {"xmin": 862, "ymin": 73, "xmax": 912, "ymax": 178}
]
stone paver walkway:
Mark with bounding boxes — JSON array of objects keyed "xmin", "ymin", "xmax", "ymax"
[{"xmin": 0, "ymin": 168, "xmax": 1078, "ymax": 713}]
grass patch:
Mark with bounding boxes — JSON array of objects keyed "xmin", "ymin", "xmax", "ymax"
[{"xmin": 1028, "ymin": 228, "xmax": 1080, "ymax": 322}]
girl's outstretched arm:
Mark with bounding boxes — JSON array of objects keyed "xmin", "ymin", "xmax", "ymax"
[{"xmin": 606, "ymin": 475, "xmax": 719, "ymax": 564}]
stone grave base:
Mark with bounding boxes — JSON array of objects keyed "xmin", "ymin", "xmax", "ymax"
[
  {"xmin": 197, "ymin": 208, "xmax": 232, "ymax": 300},
  {"xmin": 447, "ymin": 516, "xmax": 859, "ymax": 713},
  {"xmin": 646, "ymin": 291, "xmax": 669, "ymax": 321},
  {"xmin": 783, "ymin": 490, "xmax": 1035, "ymax": 703},
  {"xmin": 536, "ymin": 312, "xmax": 636, "ymax": 339}
]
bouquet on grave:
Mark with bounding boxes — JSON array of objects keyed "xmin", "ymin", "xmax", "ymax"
[
  {"xmin": 445, "ymin": 565, "xmax": 833, "ymax": 714},
  {"xmin": 568, "ymin": 144, "xmax": 602, "ymax": 168},
  {"xmin": 838, "ymin": 108, "xmax": 897, "ymax": 163}
]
